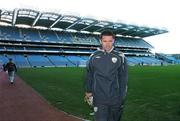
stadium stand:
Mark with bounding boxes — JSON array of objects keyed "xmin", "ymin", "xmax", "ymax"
[
  {"xmin": 47, "ymin": 55, "xmax": 77, "ymax": 67},
  {"xmin": 155, "ymin": 53, "xmax": 180, "ymax": 64},
  {"xmin": 27, "ymin": 55, "xmax": 53, "ymax": 67},
  {"xmin": 20, "ymin": 28, "xmax": 42, "ymax": 42},
  {"xmin": 0, "ymin": 8, "xmax": 169, "ymax": 67}
]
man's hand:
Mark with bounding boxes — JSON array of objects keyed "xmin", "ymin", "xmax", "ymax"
[
  {"xmin": 84, "ymin": 92, "xmax": 93, "ymax": 106},
  {"xmin": 85, "ymin": 92, "xmax": 92, "ymax": 98}
]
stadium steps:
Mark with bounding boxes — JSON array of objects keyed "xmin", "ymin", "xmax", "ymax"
[
  {"xmin": 64, "ymin": 56, "xmax": 76, "ymax": 66},
  {"xmin": 55, "ymin": 32, "xmax": 63, "ymax": 42},
  {"xmin": 46, "ymin": 56, "xmax": 56, "ymax": 67},
  {"xmin": 25, "ymin": 56, "xmax": 32, "ymax": 67},
  {"xmin": 38, "ymin": 30, "xmax": 43, "ymax": 40},
  {"xmin": 54, "ymin": 31, "xmax": 61, "ymax": 41},
  {"xmin": 127, "ymin": 57, "xmax": 136, "ymax": 64},
  {"xmin": 80, "ymin": 56, "xmax": 88, "ymax": 61}
]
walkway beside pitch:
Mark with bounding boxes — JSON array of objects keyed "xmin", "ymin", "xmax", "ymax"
[{"xmin": 0, "ymin": 71, "xmax": 81, "ymax": 121}]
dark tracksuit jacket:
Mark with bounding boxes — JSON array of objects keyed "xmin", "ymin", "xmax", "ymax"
[
  {"xmin": 85, "ymin": 49, "xmax": 128, "ymax": 105},
  {"xmin": 5, "ymin": 62, "xmax": 17, "ymax": 72}
]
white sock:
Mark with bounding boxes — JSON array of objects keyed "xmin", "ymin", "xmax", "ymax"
[{"xmin": 10, "ymin": 76, "xmax": 14, "ymax": 83}]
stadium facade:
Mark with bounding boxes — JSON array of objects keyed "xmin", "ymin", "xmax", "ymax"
[{"xmin": 0, "ymin": 8, "xmax": 171, "ymax": 67}]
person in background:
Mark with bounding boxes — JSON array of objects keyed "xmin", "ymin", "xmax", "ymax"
[{"xmin": 5, "ymin": 58, "xmax": 17, "ymax": 84}]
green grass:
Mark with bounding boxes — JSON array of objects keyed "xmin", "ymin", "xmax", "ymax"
[{"xmin": 17, "ymin": 65, "xmax": 180, "ymax": 121}]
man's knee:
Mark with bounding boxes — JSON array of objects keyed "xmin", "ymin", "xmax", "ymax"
[
  {"xmin": 108, "ymin": 104, "xmax": 124, "ymax": 121},
  {"xmin": 94, "ymin": 104, "xmax": 108, "ymax": 121}
]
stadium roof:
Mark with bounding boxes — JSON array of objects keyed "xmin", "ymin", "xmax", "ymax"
[{"xmin": 0, "ymin": 8, "xmax": 168, "ymax": 38}]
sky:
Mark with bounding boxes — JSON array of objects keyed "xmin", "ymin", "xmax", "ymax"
[{"xmin": 0, "ymin": 0, "xmax": 179, "ymax": 54}]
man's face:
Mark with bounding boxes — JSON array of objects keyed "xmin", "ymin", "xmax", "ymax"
[{"xmin": 100, "ymin": 35, "xmax": 114, "ymax": 52}]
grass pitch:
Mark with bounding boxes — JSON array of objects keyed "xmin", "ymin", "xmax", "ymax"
[{"xmin": 17, "ymin": 65, "xmax": 180, "ymax": 121}]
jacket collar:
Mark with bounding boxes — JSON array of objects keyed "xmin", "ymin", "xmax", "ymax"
[{"xmin": 97, "ymin": 46, "xmax": 114, "ymax": 53}]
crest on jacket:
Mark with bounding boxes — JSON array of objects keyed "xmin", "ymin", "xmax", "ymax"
[{"xmin": 112, "ymin": 57, "xmax": 117, "ymax": 63}]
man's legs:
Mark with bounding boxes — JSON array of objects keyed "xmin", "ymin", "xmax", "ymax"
[
  {"xmin": 8, "ymin": 71, "xmax": 15, "ymax": 84},
  {"xmin": 94, "ymin": 103, "xmax": 109, "ymax": 121},
  {"xmin": 108, "ymin": 104, "xmax": 124, "ymax": 121}
]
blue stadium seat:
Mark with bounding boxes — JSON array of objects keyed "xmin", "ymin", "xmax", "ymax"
[
  {"xmin": 0, "ymin": 55, "xmax": 9, "ymax": 64},
  {"xmin": 27, "ymin": 55, "xmax": 53, "ymax": 67},
  {"xmin": 47, "ymin": 55, "xmax": 72, "ymax": 67},
  {"xmin": 39, "ymin": 30, "xmax": 58, "ymax": 43},
  {"xmin": 65, "ymin": 55, "xmax": 87, "ymax": 66},
  {"xmin": 0, "ymin": 26, "xmax": 21, "ymax": 40},
  {"xmin": 21, "ymin": 28, "xmax": 42, "ymax": 41}
]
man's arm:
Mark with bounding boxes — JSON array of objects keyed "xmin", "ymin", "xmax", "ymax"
[
  {"xmin": 85, "ymin": 57, "xmax": 94, "ymax": 98},
  {"xmin": 14, "ymin": 64, "xmax": 17, "ymax": 72},
  {"xmin": 122, "ymin": 57, "xmax": 128, "ymax": 98},
  {"xmin": 4, "ymin": 63, "xmax": 8, "ymax": 71},
  {"xmin": 119, "ymin": 57, "xmax": 128, "ymax": 104}
]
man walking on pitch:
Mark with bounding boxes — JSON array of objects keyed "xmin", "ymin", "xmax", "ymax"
[
  {"xmin": 5, "ymin": 58, "xmax": 17, "ymax": 84},
  {"xmin": 85, "ymin": 30, "xmax": 128, "ymax": 121}
]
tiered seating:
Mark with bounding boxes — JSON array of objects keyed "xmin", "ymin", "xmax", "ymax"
[
  {"xmin": 126, "ymin": 56, "xmax": 163, "ymax": 65},
  {"xmin": 143, "ymin": 56, "xmax": 162, "ymax": 64},
  {"xmin": 0, "ymin": 55, "xmax": 9, "ymax": 64},
  {"xmin": 27, "ymin": 55, "xmax": 53, "ymax": 67},
  {"xmin": 72, "ymin": 33, "xmax": 99, "ymax": 45},
  {"xmin": 13, "ymin": 55, "xmax": 30, "ymax": 67},
  {"xmin": 39, "ymin": 30, "xmax": 58, "ymax": 42},
  {"xmin": 72, "ymin": 33, "xmax": 86, "ymax": 44},
  {"xmin": 0, "ymin": 25, "xmax": 167, "ymax": 67},
  {"xmin": 0, "ymin": 26, "xmax": 21, "ymax": 40},
  {"xmin": 126, "ymin": 57, "xmax": 139, "ymax": 64},
  {"xmin": 65, "ymin": 55, "xmax": 86, "ymax": 66},
  {"xmin": 115, "ymin": 38, "xmax": 152, "ymax": 48},
  {"xmin": 80, "ymin": 56, "xmax": 89, "ymax": 60},
  {"xmin": 0, "ymin": 54, "xmax": 30, "ymax": 67},
  {"xmin": 0, "ymin": 26, "xmax": 151, "ymax": 49},
  {"xmin": 166, "ymin": 56, "xmax": 178, "ymax": 62},
  {"xmin": 48, "ymin": 55, "xmax": 74, "ymax": 67},
  {"xmin": 21, "ymin": 28, "xmax": 42, "ymax": 41},
  {"xmin": 56, "ymin": 32, "xmax": 72, "ymax": 43}
]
